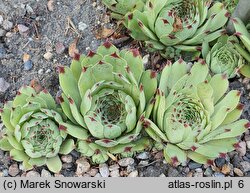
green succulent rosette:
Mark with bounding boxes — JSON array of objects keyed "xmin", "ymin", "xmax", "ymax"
[
  {"xmin": 123, "ymin": 0, "xmax": 229, "ymax": 59},
  {"xmin": 142, "ymin": 59, "xmax": 249, "ymax": 166},
  {"xmin": 232, "ymin": 17, "xmax": 250, "ymax": 77},
  {"xmin": 202, "ymin": 35, "xmax": 247, "ymax": 78},
  {"xmin": 58, "ymin": 42, "xmax": 156, "ymax": 163},
  {"xmin": 102, "ymin": 0, "xmax": 146, "ymax": 19},
  {"xmin": 0, "ymin": 86, "xmax": 74, "ymax": 173},
  {"xmin": 219, "ymin": 0, "xmax": 238, "ymax": 13}
]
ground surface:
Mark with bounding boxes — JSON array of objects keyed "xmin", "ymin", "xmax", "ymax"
[{"xmin": 0, "ymin": 0, "xmax": 250, "ymax": 177}]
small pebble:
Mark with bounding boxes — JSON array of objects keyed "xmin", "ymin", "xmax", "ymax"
[
  {"xmin": 26, "ymin": 171, "xmax": 40, "ymax": 177},
  {"xmin": 38, "ymin": 69, "xmax": 44, "ymax": 75},
  {"xmin": 61, "ymin": 155, "xmax": 73, "ymax": 163},
  {"xmin": 109, "ymin": 164, "xmax": 120, "ymax": 171},
  {"xmin": 23, "ymin": 60, "xmax": 33, "ymax": 71},
  {"xmin": 43, "ymin": 52, "xmax": 53, "ymax": 61},
  {"xmin": 94, "ymin": 173, "xmax": 102, "ymax": 177},
  {"xmin": 138, "ymin": 160, "xmax": 149, "ymax": 166},
  {"xmin": 0, "ymin": 78, "xmax": 10, "ymax": 93},
  {"xmin": 110, "ymin": 170, "xmax": 120, "ymax": 177},
  {"xmin": 8, "ymin": 164, "xmax": 19, "ymax": 177},
  {"xmin": 55, "ymin": 42, "xmax": 65, "ymax": 54},
  {"xmin": 46, "ymin": 69, "xmax": 52, "ymax": 73},
  {"xmin": 159, "ymin": 173, "xmax": 166, "ymax": 177},
  {"xmin": 0, "ymin": 47, "xmax": 6, "ymax": 58},
  {"xmin": 87, "ymin": 168, "xmax": 98, "ymax": 177},
  {"xmin": 127, "ymin": 164, "xmax": 135, "ymax": 173},
  {"xmin": 236, "ymin": 141, "xmax": 246, "ymax": 156},
  {"xmin": 26, "ymin": 5, "xmax": 34, "ymax": 14},
  {"xmin": 0, "ymin": 15, "xmax": 3, "ymax": 25},
  {"xmin": 82, "ymin": 173, "xmax": 91, "ymax": 177},
  {"xmin": 128, "ymin": 170, "xmax": 138, "ymax": 177},
  {"xmin": 188, "ymin": 161, "xmax": 202, "ymax": 170},
  {"xmin": 75, "ymin": 157, "xmax": 90, "ymax": 175},
  {"xmin": 62, "ymin": 163, "xmax": 73, "ymax": 169},
  {"xmin": 17, "ymin": 24, "xmax": 29, "ymax": 33},
  {"xmin": 54, "ymin": 174, "xmax": 64, "ymax": 177},
  {"xmin": 204, "ymin": 167, "xmax": 213, "ymax": 177},
  {"xmin": 193, "ymin": 168, "xmax": 203, "ymax": 177},
  {"xmin": 213, "ymin": 172, "xmax": 225, "ymax": 177},
  {"xmin": 118, "ymin": 158, "xmax": 134, "ymax": 167},
  {"xmin": 221, "ymin": 164, "xmax": 231, "ymax": 175},
  {"xmin": 41, "ymin": 169, "xmax": 52, "ymax": 177},
  {"xmin": 136, "ymin": 152, "xmax": 150, "ymax": 160},
  {"xmin": 0, "ymin": 29, "xmax": 6, "ymax": 37},
  {"xmin": 240, "ymin": 161, "xmax": 250, "ymax": 172},
  {"xmin": 246, "ymin": 141, "xmax": 250, "ymax": 149},
  {"xmin": 2, "ymin": 20, "xmax": 13, "ymax": 30},
  {"xmin": 78, "ymin": 22, "xmax": 88, "ymax": 31},
  {"xmin": 99, "ymin": 163, "xmax": 109, "ymax": 177},
  {"xmin": 215, "ymin": 158, "xmax": 226, "ymax": 168},
  {"xmin": 234, "ymin": 168, "xmax": 244, "ymax": 177}
]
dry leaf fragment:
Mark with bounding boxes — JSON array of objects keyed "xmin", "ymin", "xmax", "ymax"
[
  {"xmin": 95, "ymin": 28, "xmax": 114, "ymax": 39},
  {"xmin": 30, "ymin": 79, "xmax": 43, "ymax": 93},
  {"xmin": 68, "ymin": 38, "xmax": 79, "ymax": 58}
]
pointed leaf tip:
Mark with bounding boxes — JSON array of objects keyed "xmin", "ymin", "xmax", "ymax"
[
  {"xmin": 58, "ymin": 125, "xmax": 67, "ymax": 131},
  {"xmin": 111, "ymin": 52, "xmax": 119, "ymax": 58},
  {"xmin": 219, "ymin": 153, "xmax": 227, "ymax": 158},
  {"xmin": 103, "ymin": 41, "xmax": 112, "ymax": 48},
  {"xmin": 128, "ymin": 13, "xmax": 133, "ymax": 20},
  {"xmin": 237, "ymin": 103, "xmax": 244, "ymax": 110},
  {"xmin": 73, "ymin": 53, "xmax": 80, "ymax": 61},
  {"xmin": 131, "ymin": 49, "xmax": 140, "ymax": 57},
  {"xmin": 124, "ymin": 147, "xmax": 132, "ymax": 152},
  {"xmin": 57, "ymin": 66, "xmax": 65, "ymax": 74},
  {"xmin": 57, "ymin": 96, "xmax": 64, "ymax": 104},
  {"xmin": 87, "ymin": 50, "xmax": 96, "ymax": 57},
  {"xmin": 244, "ymin": 122, "xmax": 250, "ymax": 129},
  {"xmin": 150, "ymin": 71, "xmax": 157, "ymax": 78}
]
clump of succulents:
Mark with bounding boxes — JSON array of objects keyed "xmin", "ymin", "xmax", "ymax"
[
  {"xmin": 57, "ymin": 42, "xmax": 155, "ymax": 163},
  {"xmin": 202, "ymin": 35, "xmax": 248, "ymax": 78},
  {"xmin": 0, "ymin": 86, "xmax": 74, "ymax": 173},
  {"xmin": 123, "ymin": 0, "xmax": 229, "ymax": 59},
  {"xmin": 142, "ymin": 59, "xmax": 249, "ymax": 166},
  {"xmin": 232, "ymin": 17, "xmax": 250, "ymax": 77},
  {"xmin": 219, "ymin": 0, "xmax": 239, "ymax": 13},
  {"xmin": 102, "ymin": 0, "xmax": 146, "ymax": 19}
]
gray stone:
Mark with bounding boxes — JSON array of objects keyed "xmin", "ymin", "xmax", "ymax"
[
  {"xmin": 236, "ymin": 141, "xmax": 246, "ymax": 156},
  {"xmin": 193, "ymin": 168, "xmax": 203, "ymax": 177},
  {"xmin": 136, "ymin": 152, "xmax": 150, "ymax": 160},
  {"xmin": 204, "ymin": 167, "xmax": 213, "ymax": 177},
  {"xmin": 76, "ymin": 157, "xmax": 90, "ymax": 175},
  {"xmin": 94, "ymin": 173, "xmax": 102, "ymax": 177},
  {"xmin": 41, "ymin": 169, "xmax": 52, "ymax": 177},
  {"xmin": 188, "ymin": 161, "xmax": 202, "ymax": 170},
  {"xmin": 78, "ymin": 22, "xmax": 88, "ymax": 31},
  {"xmin": 2, "ymin": 20, "xmax": 13, "ymax": 31},
  {"xmin": 99, "ymin": 163, "xmax": 109, "ymax": 177},
  {"xmin": 127, "ymin": 164, "xmax": 135, "ymax": 173},
  {"xmin": 110, "ymin": 170, "xmax": 120, "ymax": 177},
  {"xmin": 55, "ymin": 42, "xmax": 65, "ymax": 54},
  {"xmin": 215, "ymin": 158, "xmax": 226, "ymax": 168},
  {"xmin": 0, "ymin": 47, "xmax": 6, "ymax": 58},
  {"xmin": 87, "ymin": 168, "xmax": 98, "ymax": 177},
  {"xmin": 109, "ymin": 164, "xmax": 120, "ymax": 171},
  {"xmin": 240, "ymin": 161, "xmax": 250, "ymax": 172},
  {"xmin": 213, "ymin": 172, "xmax": 225, "ymax": 177},
  {"xmin": 0, "ymin": 28, "xmax": 6, "ymax": 37},
  {"xmin": 23, "ymin": 60, "xmax": 33, "ymax": 71},
  {"xmin": 128, "ymin": 170, "xmax": 138, "ymax": 177},
  {"xmin": 8, "ymin": 164, "xmax": 19, "ymax": 177},
  {"xmin": 118, "ymin": 158, "xmax": 134, "ymax": 167},
  {"xmin": 167, "ymin": 167, "xmax": 180, "ymax": 177},
  {"xmin": 17, "ymin": 24, "xmax": 29, "ymax": 33},
  {"xmin": 0, "ymin": 15, "xmax": 3, "ymax": 25},
  {"xmin": 26, "ymin": 171, "xmax": 40, "ymax": 177},
  {"xmin": 61, "ymin": 155, "xmax": 73, "ymax": 163},
  {"xmin": 0, "ymin": 78, "xmax": 10, "ymax": 93}
]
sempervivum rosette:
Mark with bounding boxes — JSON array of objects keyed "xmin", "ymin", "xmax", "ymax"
[
  {"xmin": 124, "ymin": 0, "xmax": 229, "ymax": 59},
  {"xmin": 141, "ymin": 59, "xmax": 249, "ymax": 166},
  {"xmin": 202, "ymin": 35, "xmax": 246, "ymax": 78},
  {"xmin": 57, "ymin": 42, "xmax": 156, "ymax": 163},
  {"xmin": 102, "ymin": 0, "xmax": 146, "ymax": 19},
  {"xmin": 0, "ymin": 86, "xmax": 74, "ymax": 173}
]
